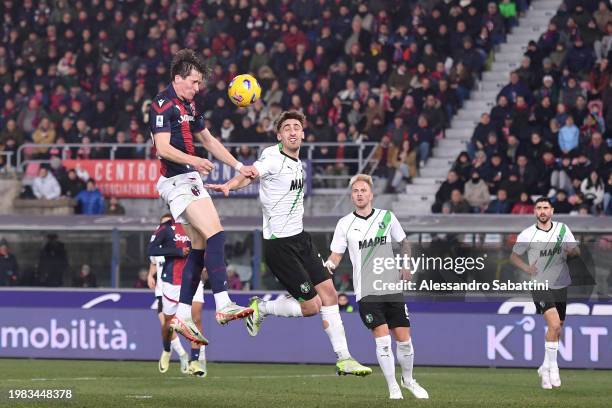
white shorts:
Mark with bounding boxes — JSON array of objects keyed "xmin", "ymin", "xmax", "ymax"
[
  {"xmin": 161, "ymin": 281, "xmax": 204, "ymax": 316},
  {"xmin": 156, "ymin": 171, "xmax": 210, "ymax": 224}
]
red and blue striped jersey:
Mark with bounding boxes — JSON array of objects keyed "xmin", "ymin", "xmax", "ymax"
[
  {"xmin": 149, "ymin": 84, "xmax": 206, "ymax": 178},
  {"xmin": 147, "ymin": 220, "xmax": 191, "ymax": 285}
]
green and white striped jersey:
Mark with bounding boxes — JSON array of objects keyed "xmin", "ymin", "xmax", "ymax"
[
  {"xmin": 512, "ymin": 221, "xmax": 578, "ymax": 289},
  {"xmin": 253, "ymin": 144, "xmax": 305, "ymax": 240},
  {"xmin": 330, "ymin": 208, "xmax": 406, "ymax": 300}
]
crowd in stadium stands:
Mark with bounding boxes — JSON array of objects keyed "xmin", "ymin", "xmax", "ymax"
[
  {"xmin": 0, "ymin": 0, "xmax": 524, "ymax": 197},
  {"xmin": 432, "ymin": 0, "xmax": 612, "ymax": 216}
]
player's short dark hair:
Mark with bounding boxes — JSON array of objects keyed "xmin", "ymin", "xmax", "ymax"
[
  {"xmin": 275, "ymin": 110, "xmax": 305, "ymax": 132},
  {"xmin": 159, "ymin": 213, "xmax": 172, "ymax": 223},
  {"xmin": 534, "ymin": 197, "xmax": 553, "ymax": 206},
  {"xmin": 170, "ymin": 49, "xmax": 207, "ymax": 81}
]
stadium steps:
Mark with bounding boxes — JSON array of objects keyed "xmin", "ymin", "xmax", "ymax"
[{"xmin": 393, "ymin": 0, "xmax": 562, "ymax": 217}]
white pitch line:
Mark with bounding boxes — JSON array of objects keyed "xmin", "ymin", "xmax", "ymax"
[
  {"xmin": 126, "ymin": 395, "xmax": 152, "ymax": 399},
  {"xmin": 4, "ymin": 373, "xmax": 368, "ymax": 382}
]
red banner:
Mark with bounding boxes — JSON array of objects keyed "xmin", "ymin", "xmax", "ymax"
[{"xmin": 62, "ymin": 160, "xmax": 160, "ymax": 198}]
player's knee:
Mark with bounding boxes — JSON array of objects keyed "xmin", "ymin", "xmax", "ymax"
[
  {"xmin": 549, "ymin": 321, "xmax": 562, "ymax": 336},
  {"xmin": 316, "ymin": 281, "xmax": 337, "ymax": 305},
  {"xmin": 301, "ymin": 298, "xmax": 320, "ymax": 316}
]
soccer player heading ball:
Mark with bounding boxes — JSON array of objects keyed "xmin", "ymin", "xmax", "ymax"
[
  {"xmin": 149, "ymin": 49, "xmax": 257, "ymax": 343},
  {"xmin": 511, "ymin": 197, "xmax": 580, "ymax": 389}
]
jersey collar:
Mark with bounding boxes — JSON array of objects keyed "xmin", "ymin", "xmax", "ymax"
[
  {"xmin": 167, "ymin": 84, "xmax": 184, "ymax": 103},
  {"xmin": 535, "ymin": 221, "xmax": 554, "ymax": 232},
  {"xmin": 353, "ymin": 208, "xmax": 375, "ymax": 220},
  {"xmin": 279, "ymin": 148, "xmax": 298, "ymax": 162}
]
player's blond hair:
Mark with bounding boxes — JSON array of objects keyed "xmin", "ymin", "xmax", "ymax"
[{"xmin": 349, "ymin": 174, "xmax": 373, "ymax": 189}]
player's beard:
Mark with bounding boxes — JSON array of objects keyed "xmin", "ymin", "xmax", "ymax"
[{"xmin": 537, "ymin": 214, "xmax": 550, "ymax": 224}]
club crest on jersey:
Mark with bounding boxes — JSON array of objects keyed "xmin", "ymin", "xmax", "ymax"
[
  {"xmin": 378, "ymin": 221, "xmax": 386, "ymax": 229},
  {"xmin": 290, "ymin": 178, "xmax": 303, "ymax": 191},
  {"xmin": 365, "ymin": 314, "xmax": 374, "ymax": 324},
  {"xmin": 191, "ymin": 186, "xmax": 200, "ymax": 196},
  {"xmin": 358, "ymin": 236, "xmax": 387, "ymax": 250},
  {"xmin": 300, "ymin": 282, "xmax": 311, "ymax": 294}
]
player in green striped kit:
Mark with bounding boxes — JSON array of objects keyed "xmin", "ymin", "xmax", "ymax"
[
  {"xmin": 326, "ymin": 174, "xmax": 429, "ymax": 400},
  {"xmin": 511, "ymin": 197, "xmax": 580, "ymax": 389},
  {"xmin": 206, "ymin": 110, "xmax": 371, "ymax": 376}
]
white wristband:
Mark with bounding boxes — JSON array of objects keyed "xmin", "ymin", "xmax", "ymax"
[
  {"xmin": 323, "ymin": 260, "xmax": 337, "ymax": 270},
  {"xmin": 234, "ymin": 162, "xmax": 244, "ymax": 171}
]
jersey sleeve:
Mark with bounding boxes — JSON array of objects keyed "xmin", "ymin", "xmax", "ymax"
[
  {"xmin": 149, "ymin": 98, "xmax": 174, "ymax": 135},
  {"xmin": 389, "ymin": 212, "xmax": 406, "ymax": 242},
  {"xmin": 512, "ymin": 230, "xmax": 530, "ymax": 255},
  {"xmin": 253, "ymin": 148, "xmax": 275, "ymax": 178},
  {"xmin": 330, "ymin": 221, "xmax": 348, "ymax": 254},
  {"xmin": 562, "ymin": 224, "xmax": 578, "ymax": 252},
  {"xmin": 147, "ymin": 225, "xmax": 183, "ymax": 257}
]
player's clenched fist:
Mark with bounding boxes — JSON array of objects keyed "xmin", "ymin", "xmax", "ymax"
[
  {"xmin": 240, "ymin": 165, "xmax": 259, "ymax": 179},
  {"xmin": 190, "ymin": 157, "xmax": 215, "ymax": 175}
]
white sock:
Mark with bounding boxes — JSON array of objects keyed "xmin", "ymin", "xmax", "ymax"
[
  {"xmin": 320, "ymin": 305, "xmax": 351, "ymax": 360},
  {"xmin": 376, "ymin": 335, "xmax": 399, "ymax": 390},
  {"xmin": 260, "ymin": 296, "xmax": 303, "ymax": 317},
  {"xmin": 396, "ymin": 339, "xmax": 414, "ymax": 382},
  {"xmin": 199, "ymin": 345, "xmax": 206, "ymax": 361},
  {"xmin": 176, "ymin": 303, "xmax": 192, "ymax": 320},
  {"xmin": 544, "ymin": 341, "xmax": 558, "ymax": 368},
  {"xmin": 171, "ymin": 336, "xmax": 186, "ymax": 356},
  {"xmin": 213, "ymin": 291, "xmax": 232, "ymax": 310}
]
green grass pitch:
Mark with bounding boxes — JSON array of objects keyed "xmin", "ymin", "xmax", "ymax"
[{"xmin": 0, "ymin": 359, "xmax": 610, "ymax": 408}]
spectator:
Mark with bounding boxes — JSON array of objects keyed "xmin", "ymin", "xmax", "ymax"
[
  {"xmin": 558, "ymin": 116, "xmax": 580, "ymax": 155},
  {"xmin": 485, "ymin": 189, "xmax": 512, "ymax": 214},
  {"xmin": 60, "ymin": 169, "xmax": 85, "ymax": 198},
  {"xmin": 32, "ymin": 167, "xmax": 61, "ymax": 200},
  {"xmin": 464, "ymin": 171, "xmax": 491, "ymax": 212},
  {"xmin": 0, "ymin": 238, "xmax": 19, "ymax": 286},
  {"xmin": 452, "ymin": 151, "xmax": 473, "ymax": 182},
  {"xmin": 75, "ymin": 179, "xmax": 105, "ymax": 215},
  {"xmin": 581, "ymin": 171, "xmax": 605, "ymax": 214},
  {"xmin": 37, "ymin": 233, "xmax": 68, "ymax": 287},
  {"xmin": 445, "ymin": 189, "xmax": 471, "ymax": 214},
  {"xmin": 604, "ymin": 173, "xmax": 612, "ymax": 215},
  {"xmin": 432, "ymin": 170, "xmax": 464, "ymax": 213},
  {"xmin": 133, "ymin": 268, "xmax": 148, "ymax": 288},
  {"xmin": 227, "ymin": 265, "xmax": 243, "ymax": 290},
  {"xmin": 105, "ymin": 196, "xmax": 126, "ymax": 215},
  {"xmin": 338, "ymin": 293, "xmax": 354, "ymax": 312},
  {"xmin": 499, "ymin": 172, "xmax": 523, "ymax": 202},
  {"xmin": 31, "ymin": 117, "xmax": 56, "ymax": 158},
  {"xmin": 389, "ymin": 139, "xmax": 417, "ymax": 192},
  {"xmin": 414, "ymin": 114, "xmax": 434, "ymax": 167},
  {"xmin": 553, "ymin": 189, "xmax": 574, "ymax": 214},
  {"xmin": 511, "ymin": 192, "xmax": 535, "ymax": 214},
  {"xmin": 72, "ymin": 264, "xmax": 97, "ymax": 288}
]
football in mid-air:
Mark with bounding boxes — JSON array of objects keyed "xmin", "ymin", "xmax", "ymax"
[{"xmin": 227, "ymin": 74, "xmax": 261, "ymax": 107}]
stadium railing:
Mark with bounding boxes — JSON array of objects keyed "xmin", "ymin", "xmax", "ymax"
[
  {"xmin": 0, "ymin": 214, "xmax": 609, "ymax": 292},
  {"xmin": 0, "ymin": 151, "xmax": 14, "ymax": 173},
  {"xmin": 16, "ymin": 142, "xmax": 379, "ymax": 188}
]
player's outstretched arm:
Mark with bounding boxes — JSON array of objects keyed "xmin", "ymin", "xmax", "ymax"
[
  {"xmin": 154, "ymin": 132, "xmax": 214, "ymax": 175},
  {"xmin": 325, "ymin": 252, "xmax": 343, "ymax": 274},
  {"xmin": 205, "ymin": 172, "xmax": 258, "ymax": 197},
  {"xmin": 196, "ymin": 128, "xmax": 258, "ymax": 178}
]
